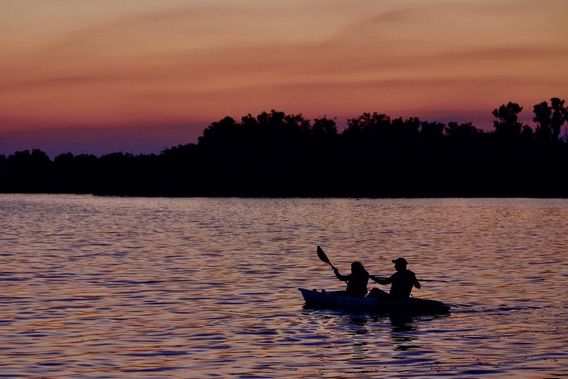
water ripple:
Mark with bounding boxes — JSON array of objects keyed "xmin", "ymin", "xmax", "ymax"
[{"xmin": 0, "ymin": 195, "xmax": 567, "ymax": 377}]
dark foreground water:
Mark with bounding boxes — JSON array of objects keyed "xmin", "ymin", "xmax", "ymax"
[{"xmin": 0, "ymin": 195, "xmax": 567, "ymax": 378}]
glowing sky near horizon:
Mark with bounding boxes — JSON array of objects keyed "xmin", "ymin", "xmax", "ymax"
[{"xmin": 1, "ymin": 0, "xmax": 567, "ymax": 155}]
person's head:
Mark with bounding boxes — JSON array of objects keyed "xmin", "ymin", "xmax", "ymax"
[
  {"xmin": 392, "ymin": 257, "xmax": 408, "ymax": 272},
  {"xmin": 351, "ymin": 261, "xmax": 366, "ymax": 274}
]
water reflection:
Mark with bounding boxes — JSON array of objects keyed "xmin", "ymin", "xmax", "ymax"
[
  {"xmin": 390, "ymin": 315, "xmax": 418, "ymax": 354},
  {"xmin": 302, "ymin": 307, "xmax": 453, "ymax": 360}
]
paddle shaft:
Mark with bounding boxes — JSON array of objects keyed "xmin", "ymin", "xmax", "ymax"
[
  {"xmin": 317, "ymin": 247, "xmax": 448, "ymax": 283},
  {"xmin": 371, "ymin": 275, "xmax": 449, "ymax": 283},
  {"xmin": 316, "ymin": 246, "xmax": 337, "ymax": 271}
]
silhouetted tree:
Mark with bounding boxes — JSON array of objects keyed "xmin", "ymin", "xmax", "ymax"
[
  {"xmin": 521, "ymin": 124, "xmax": 534, "ymax": 141},
  {"xmin": 311, "ymin": 117, "xmax": 337, "ymax": 137},
  {"xmin": 2, "ymin": 149, "xmax": 51, "ymax": 192},
  {"xmin": 198, "ymin": 116, "xmax": 240, "ymax": 148},
  {"xmin": 393, "ymin": 117, "xmax": 420, "ymax": 141},
  {"xmin": 492, "ymin": 102, "xmax": 525, "ymax": 139},
  {"xmin": 550, "ymin": 98, "xmax": 567, "ymax": 140},
  {"xmin": 445, "ymin": 122, "xmax": 481, "ymax": 140},
  {"xmin": 344, "ymin": 113, "xmax": 390, "ymax": 141},
  {"xmin": 420, "ymin": 121, "xmax": 444, "ymax": 141},
  {"xmin": 534, "ymin": 98, "xmax": 568, "ymax": 141},
  {"xmin": 533, "ymin": 101, "xmax": 553, "ymax": 140}
]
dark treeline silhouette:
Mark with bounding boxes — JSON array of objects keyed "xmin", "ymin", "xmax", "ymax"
[{"xmin": 1, "ymin": 98, "xmax": 567, "ymax": 197}]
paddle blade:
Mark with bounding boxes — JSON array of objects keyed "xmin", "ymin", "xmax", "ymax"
[{"xmin": 317, "ymin": 246, "xmax": 331, "ymax": 265}]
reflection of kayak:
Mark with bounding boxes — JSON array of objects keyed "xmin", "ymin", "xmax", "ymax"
[{"xmin": 299, "ymin": 288, "xmax": 450, "ymax": 314}]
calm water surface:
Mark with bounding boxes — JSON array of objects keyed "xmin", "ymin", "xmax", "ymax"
[{"xmin": 0, "ymin": 195, "xmax": 567, "ymax": 378}]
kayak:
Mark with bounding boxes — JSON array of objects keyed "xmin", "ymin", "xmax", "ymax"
[{"xmin": 299, "ymin": 288, "xmax": 450, "ymax": 314}]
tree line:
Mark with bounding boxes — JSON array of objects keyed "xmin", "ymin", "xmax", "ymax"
[{"xmin": 1, "ymin": 98, "xmax": 567, "ymax": 197}]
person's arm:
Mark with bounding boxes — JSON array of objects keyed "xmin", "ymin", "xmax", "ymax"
[
  {"xmin": 370, "ymin": 274, "xmax": 392, "ymax": 285},
  {"xmin": 334, "ymin": 268, "xmax": 350, "ymax": 282},
  {"xmin": 413, "ymin": 273, "xmax": 421, "ymax": 289}
]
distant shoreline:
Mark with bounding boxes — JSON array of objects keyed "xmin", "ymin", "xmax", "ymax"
[
  {"xmin": 2, "ymin": 103, "xmax": 567, "ymax": 198},
  {"xmin": 2, "ymin": 193, "xmax": 568, "ymax": 199}
]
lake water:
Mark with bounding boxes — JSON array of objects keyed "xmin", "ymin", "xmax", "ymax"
[{"xmin": 0, "ymin": 195, "xmax": 567, "ymax": 378}]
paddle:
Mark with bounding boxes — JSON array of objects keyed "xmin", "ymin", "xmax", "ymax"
[
  {"xmin": 416, "ymin": 278, "xmax": 450, "ymax": 283},
  {"xmin": 370, "ymin": 275, "xmax": 448, "ymax": 283},
  {"xmin": 369, "ymin": 273, "xmax": 450, "ymax": 283},
  {"xmin": 316, "ymin": 245, "xmax": 337, "ymax": 271},
  {"xmin": 317, "ymin": 246, "xmax": 449, "ymax": 283}
]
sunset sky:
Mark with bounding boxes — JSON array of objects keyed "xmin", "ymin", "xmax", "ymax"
[{"xmin": 1, "ymin": 0, "xmax": 567, "ymax": 156}]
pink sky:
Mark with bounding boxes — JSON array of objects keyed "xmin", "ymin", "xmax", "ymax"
[{"xmin": 1, "ymin": 0, "xmax": 567, "ymax": 156}]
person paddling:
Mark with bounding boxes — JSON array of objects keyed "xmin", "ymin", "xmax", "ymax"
[
  {"xmin": 369, "ymin": 257, "xmax": 421, "ymax": 298},
  {"xmin": 333, "ymin": 261, "xmax": 369, "ymax": 297}
]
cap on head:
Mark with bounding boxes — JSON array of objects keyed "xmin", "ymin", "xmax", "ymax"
[{"xmin": 392, "ymin": 257, "xmax": 408, "ymax": 266}]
